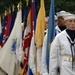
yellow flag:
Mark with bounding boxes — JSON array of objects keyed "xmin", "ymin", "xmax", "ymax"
[{"xmin": 35, "ymin": 0, "xmax": 45, "ymax": 48}]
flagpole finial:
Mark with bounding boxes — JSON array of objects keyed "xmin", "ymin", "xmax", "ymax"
[
  {"xmin": 17, "ymin": 1, "xmax": 22, "ymax": 10},
  {"xmin": 17, "ymin": 3, "xmax": 20, "ymax": 10},
  {"xmin": 12, "ymin": 4, "xmax": 15, "ymax": 12},
  {"xmin": 8, "ymin": 7, "xmax": 11, "ymax": 14},
  {"xmin": 4, "ymin": 10, "xmax": 7, "ymax": 16},
  {"xmin": 26, "ymin": 0, "xmax": 28, "ymax": 6},
  {"xmin": 19, "ymin": 1, "xmax": 22, "ymax": 9}
]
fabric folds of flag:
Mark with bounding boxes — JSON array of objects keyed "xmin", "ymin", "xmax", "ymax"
[
  {"xmin": 28, "ymin": 1, "xmax": 36, "ymax": 75},
  {"xmin": 0, "ymin": 15, "xmax": 7, "ymax": 47},
  {"xmin": 19, "ymin": 9, "xmax": 33, "ymax": 75},
  {"xmin": 2, "ymin": 13, "xmax": 12, "ymax": 46},
  {"xmin": 33, "ymin": 1, "xmax": 36, "ymax": 32},
  {"xmin": 34, "ymin": 0, "xmax": 46, "ymax": 75},
  {"xmin": 46, "ymin": 0, "xmax": 55, "ymax": 73},
  {"xmin": 35, "ymin": 0, "xmax": 45, "ymax": 48},
  {"xmin": 0, "ymin": 15, "xmax": 2, "ymax": 34},
  {"xmin": 0, "ymin": 9, "xmax": 22, "ymax": 75},
  {"xmin": 22, "ymin": 6, "xmax": 29, "ymax": 39},
  {"xmin": 0, "ymin": 15, "xmax": 2, "ymax": 49},
  {"xmin": 8, "ymin": 11, "xmax": 16, "ymax": 37}
]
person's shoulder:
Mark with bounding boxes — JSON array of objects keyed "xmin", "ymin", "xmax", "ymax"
[{"xmin": 55, "ymin": 30, "xmax": 66, "ymax": 38}]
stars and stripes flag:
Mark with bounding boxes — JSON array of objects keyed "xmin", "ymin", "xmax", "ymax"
[
  {"xmin": 2, "ymin": 13, "xmax": 11, "ymax": 47},
  {"xmin": 19, "ymin": 6, "xmax": 33, "ymax": 74},
  {"xmin": 0, "ymin": 15, "xmax": 7, "ymax": 47}
]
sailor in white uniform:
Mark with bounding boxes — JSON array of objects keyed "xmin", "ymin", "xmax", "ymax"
[
  {"xmin": 55, "ymin": 11, "xmax": 67, "ymax": 34},
  {"xmin": 41, "ymin": 15, "xmax": 58, "ymax": 75},
  {"xmin": 49, "ymin": 13, "xmax": 75, "ymax": 75},
  {"xmin": 29, "ymin": 17, "xmax": 49, "ymax": 75}
]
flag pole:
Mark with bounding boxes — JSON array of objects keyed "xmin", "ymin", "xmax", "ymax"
[
  {"xmin": 17, "ymin": 3, "xmax": 20, "ymax": 11},
  {"xmin": 19, "ymin": 1, "xmax": 22, "ymax": 9},
  {"xmin": 17, "ymin": 1, "xmax": 22, "ymax": 11}
]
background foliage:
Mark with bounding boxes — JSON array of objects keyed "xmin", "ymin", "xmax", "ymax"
[{"xmin": 0, "ymin": 0, "xmax": 75, "ymax": 16}]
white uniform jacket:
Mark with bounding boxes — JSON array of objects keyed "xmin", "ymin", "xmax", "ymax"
[
  {"xmin": 55, "ymin": 26, "xmax": 61, "ymax": 34},
  {"xmin": 41, "ymin": 33, "xmax": 49, "ymax": 75},
  {"xmin": 29, "ymin": 36, "xmax": 43, "ymax": 75},
  {"xmin": 41, "ymin": 28, "xmax": 61, "ymax": 75},
  {"xmin": 49, "ymin": 30, "xmax": 75, "ymax": 75}
]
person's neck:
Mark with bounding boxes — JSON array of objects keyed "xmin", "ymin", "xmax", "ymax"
[
  {"xmin": 66, "ymin": 29, "xmax": 75, "ymax": 41},
  {"xmin": 58, "ymin": 25, "xmax": 66, "ymax": 31}
]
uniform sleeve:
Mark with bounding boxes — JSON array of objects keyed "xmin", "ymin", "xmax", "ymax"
[
  {"xmin": 28, "ymin": 36, "xmax": 36, "ymax": 75},
  {"xmin": 41, "ymin": 34, "xmax": 49, "ymax": 75},
  {"xmin": 49, "ymin": 36, "xmax": 60, "ymax": 75}
]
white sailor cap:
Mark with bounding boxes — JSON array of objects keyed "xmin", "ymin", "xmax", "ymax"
[
  {"xmin": 63, "ymin": 13, "xmax": 75, "ymax": 20},
  {"xmin": 56, "ymin": 10, "xmax": 67, "ymax": 17}
]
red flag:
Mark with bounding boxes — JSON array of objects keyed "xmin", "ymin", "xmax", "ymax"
[
  {"xmin": 19, "ymin": 3, "xmax": 34, "ymax": 74},
  {"xmin": 2, "ymin": 14, "xmax": 11, "ymax": 47}
]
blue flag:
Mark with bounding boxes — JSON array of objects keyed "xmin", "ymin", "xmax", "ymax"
[
  {"xmin": 8, "ymin": 11, "xmax": 16, "ymax": 36},
  {"xmin": 46, "ymin": 0, "xmax": 55, "ymax": 73},
  {"xmin": 0, "ymin": 16, "xmax": 7, "ymax": 46},
  {"xmin": 22, "ymin": 6, "xmax": 29, "ymax": 38},
  {"xmin": 33, "ymin": 2, "xmax": 36, "ymax": 32},
  {"xmin": 28, "ymin": 67, "xmax": 33, "ymax": 75}
]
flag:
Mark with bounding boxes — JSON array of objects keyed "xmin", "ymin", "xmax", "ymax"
[
  {"xmin": 0, "ymin": 15, "xmax": 2, "ymax": 34},
  {"xmin": 28, "ymin": 36, "xmax": 36, "ymax": 75},
  {"xmin": 28, "ymin": 1, "xmax": 36, "ymax": 75},
  {"xmin": 22, "ymin": 6, "xmax": 29, "ymax": 39},
  {"xmin": 34, "ymin": 0, "xmax": 46, "ymax": 75},
  {"xmin": 19, "ymin": 9, "xmax": 32, "ymax": 75},
  {"xmin": 0, "ymin": 15, "xmax": 2, "ymax": 49},
  {"xmin": 33, "ymin": 1, "xmax": 36, "ymax": 32},
  {"xmin": 0, "ymin": 15, "xmax": 7, "ymax": 47},
  {"xmin": 28, "ymin": 68, "xmax": 33, "ymax": 75},
  {"xmin": 0, "ymin": 9, "xmax": 22, "ymax": 75},
  {"xmin": 46, "ymin": 0, "xmax": 55, "ymax": 73},
  {"xmin": 35, "ymin": 0, "xmax": 45, "ymax": 48},
  {"xmin": 8, "ymin": 11, "xmax": 16, "ymax": 36},
  {"xmin": 2, "ymin": 13, "xmax": 11, "ymax": 46}
]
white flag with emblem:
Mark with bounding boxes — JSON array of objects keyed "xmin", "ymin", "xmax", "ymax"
[{"xmin": 0, "ymin": 9, "xmax": 22, "ymax": 75}]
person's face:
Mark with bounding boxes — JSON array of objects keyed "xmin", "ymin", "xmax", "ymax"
[
  {"xmin": 45, "ymin": 21, "xmax": 48, "ymax": 29},
  {"xmin": 65, "ymin": 19, "xmax": 75, "ymax": 30},
  {"xmin": 58, "ymin": 16, "xmax": 65, "ymax": 26}
]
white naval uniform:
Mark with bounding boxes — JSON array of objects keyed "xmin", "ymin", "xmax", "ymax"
[
  {"xmin": 29, "ymin": 36, "xmax": 43, "ymax": 75},
  {"xmin": 55, "ymin": 26, "xmax": 61, "ymax": 34},
  {"xmin": 41, "ymin": 33, "xmax": 49, "ymax": 75},
  {"xmin": 49, "ymin": 30, "xmax": 75, "ymax": 75},
  {"xmin": 36, "ymin": 29, "xmax": 48, "ymax": 75},
  {"xmin": 41, "ymin": 27, "xmax": 61, "ymax": 75}
]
